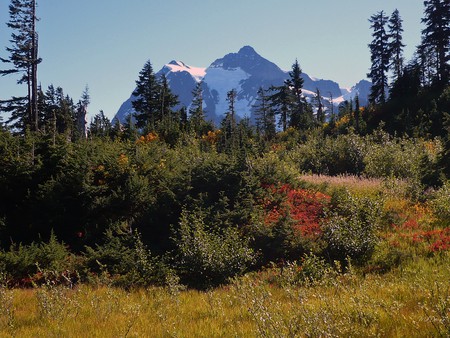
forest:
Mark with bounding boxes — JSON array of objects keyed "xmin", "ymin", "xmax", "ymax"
[{"xmin": 0, "ymin": 0, "xmax": 449, "ymax": 336}]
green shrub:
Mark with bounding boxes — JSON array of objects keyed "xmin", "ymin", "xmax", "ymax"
[
  {"xmin": 83, "ymin": 225, "xmax": 169, "ymax": 287},
  {"xmin": 0, "ymin": 231, "xmax": 72, "ymax": 282},
  {"xmin": 322, "ymin": 189, "xmax": 383, "ymax": 263},
  {"xmin": 277, "ymin": 253, "xmax": 336, "ymax": 287},
  {"xmin": 287, "ymin": 131, "xmax": 365, "ymax": 175},
  {"xmin": 175, "ymin": 208, "xmax": 256, "ymax": 289},
  {"xmin": 428, "ymin": 182, "xmax": 450, "ymax": 225}
]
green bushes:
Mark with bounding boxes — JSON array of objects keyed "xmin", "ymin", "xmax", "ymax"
[
  {"xmin": 429, "ymin": 181, "xmax": 450, "ymax": 225},
  {"xmin": 174, "ymin": 208, "xmax": 256, "ymax": 289},
  {"xmin": 0, "ymin": 232, "xmax": 73, "ymax": 283},
  {"xmin": 322, "ymin": 189, "xmax": 383, "ymax": 263}
]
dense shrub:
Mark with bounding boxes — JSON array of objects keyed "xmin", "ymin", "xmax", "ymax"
[
  {"xmin": 0, "ymin": 232, "xmax": 72, "ymax": 284},
  {"xmin": 175, "ymin": 208, "xmax": 256, "ymax": 289},
  {"xmin": 287, "ymin": 131, "xmax": 365, "ymax": 175},
  {"xmin": 322, "ymin": 189, "xmax": 383, "ymax": 263},
  {"xmin": 83, "ymin": 226, "xmax": 169, "ymax": 287},
  {"xmin": 428, "ymin": 182, "xmax": 450, "ymax": 225},
  {"xmin": 251, "ymin": 184, "xmax": 330, "ymax": 262}
]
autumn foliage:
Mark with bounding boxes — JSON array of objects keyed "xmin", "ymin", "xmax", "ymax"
[{"xmin": 262, "ymin": 184, "xmax": 330, "ymax": 240}]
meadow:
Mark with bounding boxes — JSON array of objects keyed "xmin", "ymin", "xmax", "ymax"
[{"xmin": 1, "ymin": 174, "xmax": 449, "ymax": 337}]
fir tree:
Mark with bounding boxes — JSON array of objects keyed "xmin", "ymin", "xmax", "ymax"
[
  {"xmin": 286, "ymin": 59, "xmax": 307, "ymax": 129},
  {"xmin": 314, "ymin": 88, "xmax": 325, "ymax": 125},
  {"xmin": 420, "ymin": 0, "xmax": 450, "ymax": 86},
  {"xmin": 0, "ymin": 0, "xmax": 41, "ymax": 132},
  {"xmin": 189, "ymin": 81, "xmax": 207, "ymax": 136},
  {"xmin": 76, "ymin": 85, "xmax": 90, "ymax": 139},
  {"xmin": 219, "ymin": 89, "xmax": 238, "ymax": 154},
  {"xmin": 132, "ymin": 60, "xmax": 160, "ymax": 131},
  {"xmin": 159, "ymin": 74, "xmax": 179, "ymax": 121},
  {"xmin": 268, "ymin": 84, "xmax": 290, "ymax": 132},
  {"xmin": 254, "ymin": 87, "xmax": 276, "ymax": 141},
  {"xmin": 89, "ymin": 110, "xmax": 111, "ymax": 138},
  {"xmin": 388, "ymin": 9, "xmax": 405, "ymax": 83},
  {"xmin": 368, "ymin": 11, "xmax": 390, "ymax": 105}
]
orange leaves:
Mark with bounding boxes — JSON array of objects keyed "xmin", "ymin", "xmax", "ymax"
[
  {"xmin": 202, "ymin": 130, "xmax": 221, "ymax": 145},
  {"xmin": 136, "ymin": 132, "xmax": 159, "ymax": 145}
]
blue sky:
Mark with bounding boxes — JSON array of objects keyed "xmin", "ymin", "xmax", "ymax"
[{"xmin": 1, "ymin": 1, "xmax": 424, "ymax": 120}]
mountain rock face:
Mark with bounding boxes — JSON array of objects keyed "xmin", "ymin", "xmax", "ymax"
[{"xmin": 114, "ymin": 46, "xmax": 370, "ymax": 125}]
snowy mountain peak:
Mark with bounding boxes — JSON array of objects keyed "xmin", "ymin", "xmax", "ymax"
[
  {"xmin": 162, "ymin": 60, "xmax": 206, "ymax": 83},
  {"xmin": 114, "ymin": 46, "xmax": 371, "ymax": 125}
]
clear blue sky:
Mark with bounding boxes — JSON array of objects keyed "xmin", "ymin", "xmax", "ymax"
[{"xmin": 1, "ymin": 0, "xmax": 424, "ymax": 120}]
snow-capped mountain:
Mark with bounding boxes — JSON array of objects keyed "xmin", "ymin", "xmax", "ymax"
[{"xmin": 114, "ymin": 46, "xmax": 370, "ymax": 124}]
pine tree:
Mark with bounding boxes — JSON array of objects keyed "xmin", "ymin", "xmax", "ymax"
[
  {"xmin": 159, "ymin": 74, "xmax": 179, "ymax": 121},
  {"xmin": 189, "ymin": 81, "xmax": 207, "ymax": 137},
  {"xmin": 368, "ymin": 11, "xmax": 390, "ymax": 105},
  {"xmin": 354, "ymin": 95, "xmax": 361, "ymax": 133},
  {"xmin": 254, "ymin": 87, "xmax": 276, "ymax": 141},
  {"xmin": 132, "ymin": 60, "xmax": 160, "ymax": 131},
  {"xmin": 75, "ymin": 85, "xmax": 90, "ymax": 139},
  {"xmin": 268, "ymin": 84, "xmax": 290, "ymax": 132},
  {"xmin": 314, "ymin": 88, "xmax": 325, "ymax": 125},
  {"xmin": 388, "ymin": 9, "xmax": 405, "ymax": 83},
  {"xmin": 421, "ymin": 0, "xmax": 450, "ymax": 86},
  {"xmin": 89, "ymin": 110, "xmax": 111, "ymax": 138},
  {"xmin": 219, "ymin": 89, "xmax": 238, "ymax": 154},
  {"xmin": 0, "ymin": 0, "xmax": 40, "ymax": 132},
  {"xmin": 286, "ymin": 59, "xmax": 307, "ymax": 129}
]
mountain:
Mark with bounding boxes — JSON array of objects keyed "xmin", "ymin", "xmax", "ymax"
[{"xmin": 114, "ymin": 46, "xmax": 370, "ymax": 124}]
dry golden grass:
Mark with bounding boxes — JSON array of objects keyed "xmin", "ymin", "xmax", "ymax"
[{"xmin": 1, "ymin": 252, "xmax": 449, "ymax": 337}]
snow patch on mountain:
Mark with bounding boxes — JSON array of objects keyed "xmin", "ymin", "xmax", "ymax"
[
  {"xmin": 164, "ymin": 60, "xmax": 206, "ymax": 82},
  {"xmin": 203, "ymin": 66, "xmax": 251, "ymax": 119}
]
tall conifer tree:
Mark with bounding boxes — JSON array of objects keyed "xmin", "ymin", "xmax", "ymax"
[
  {"xmin": 132, "ymin": 60, "xmax": 160, "ymax": 130},
  {"xmin": 189, "ymin": 81, "xmax": 207, "ymax": 136},
  {"xmin": 368, "ymin": 11, "xmax": 390, "ymax": 105},
  {"xmin": 0, "ymin": 0, "xmax": 41, "ymax": 132},
  {"xmin": 388, "ymin": 9, "xmax": 405, "ymax": 83},
  {"xmin": 286, "ymin": 59, "xmax": 306, "ymax": 129},
  {"xmin": 420, "ymin": 0, "xmax": 450, "ymax": 86},
  {"xmin": 254, "ymin": 87, "xmax": 276, "ymax": 141}
]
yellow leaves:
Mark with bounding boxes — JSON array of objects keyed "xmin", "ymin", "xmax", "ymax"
[
  {"xmin": 136, "ymin": 132, "xmax": 159, "ymax": 145},
  {"xmin": 335, "ymin": 115, "xmax": 350, "ymax": 128},
  {"xmin": 118, "ymin": 153, "xmax": 129, "ymax": 167},
  {"xmin": 201, "ymin": 130, "xmax": 221, "ymax": 145}
]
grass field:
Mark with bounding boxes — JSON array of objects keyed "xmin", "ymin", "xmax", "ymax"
[{"xmin": 0, "ymin": 253, "xmax": 449, "ymax": 337}]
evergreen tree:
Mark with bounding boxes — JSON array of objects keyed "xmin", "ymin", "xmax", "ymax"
[
  {"xmin": 388, "ymin": 9, "xmax": 405, "ymax": 83},
  {"xmin": 0, "ymin": 0, "xmax": 40, "ymax": 132},
  {"xmin": 368, "ymin": 11, "xmax": 390, "ymax": 105},
  {"xmin": 40, "ymin": 85, "xmax": 75, "ymax": 138},
  {"xmin": 89, "ymin": 110, "xmax": 111, "ymax": 138},
  {"xmin": 219, "ymin": 89, "xmax": 238, "ymax": 154},
  {"xmin": 189, "ymin": 81, "xmax": 207, "ymax": 136},
  {"xmin": 286, "ymin": 59, "xmax": 307, "ymax": 129},
  {"xmin": 268, "ymin": 84, "xmax": 290, "ymax": 132},
  {"xmin": 354, "ymin": 95, "xmax": 361, "ymax": 133},
  {"xmin": 420, "ymin": 0, "xmax": 450, "ymax": 87},
  {"xmin": 159, "ymin": 74, "xmax": 179, "ymax": 121},
  {"xmin": 254, "ymin": 87, "xmax": 276, "ymax": 141},
  {"xmin": 76, "ymin": 85, "xmax": 90, "ymax": 139},
  {"xmin": 314, "ymin": 88, "xmax": 325, "ymax": 125},
  {"xmin": 132, "ymin": 60, "xmax": 160, "ymax": 131}
]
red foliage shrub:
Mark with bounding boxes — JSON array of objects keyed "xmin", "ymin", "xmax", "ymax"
[{"xmin": 262, "ymin": 184, "xmax": 330, "ymax": 239}]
